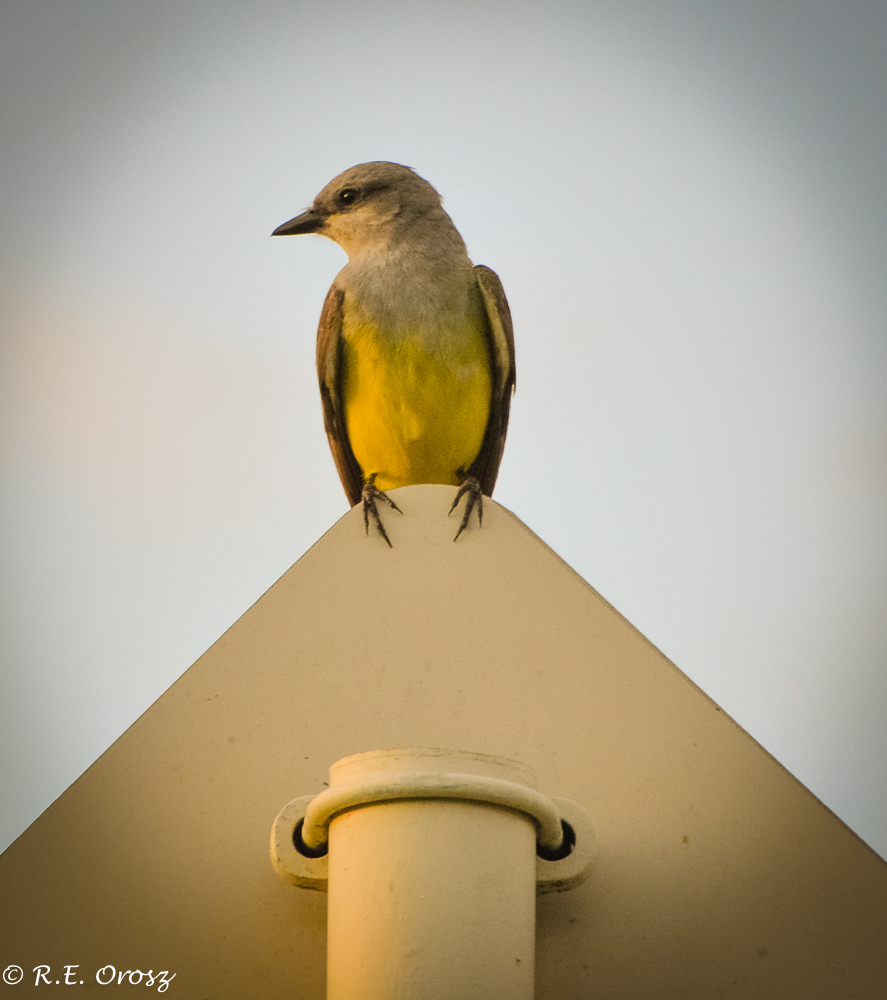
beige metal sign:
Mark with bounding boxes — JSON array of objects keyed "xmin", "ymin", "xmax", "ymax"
[{"xmin": 1, "ymin": 486, "xmax": 885, "ymax": 997}]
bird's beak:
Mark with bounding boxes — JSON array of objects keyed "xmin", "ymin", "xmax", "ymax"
[{"xmin": 271, "ymin": 207, "xmax": 325, "ymax": 237}]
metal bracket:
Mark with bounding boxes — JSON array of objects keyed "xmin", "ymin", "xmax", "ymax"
[{"xmin": 271, "ymin": 774, "xmax": 596, "ymax": 894}]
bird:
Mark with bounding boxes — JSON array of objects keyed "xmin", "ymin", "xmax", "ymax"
[{"xmin": 272, "ymin": 161, "xmax": 515, "ymax": 545}]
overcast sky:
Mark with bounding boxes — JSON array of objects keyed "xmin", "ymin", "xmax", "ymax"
[{"xmin": 1, "ymin": 0, "xmax": 885, "ymax": 860}]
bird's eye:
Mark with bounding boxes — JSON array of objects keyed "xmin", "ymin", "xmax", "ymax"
[{"xmin": 337, "ymin": 188, "xmax": 359, "ymax": 207}]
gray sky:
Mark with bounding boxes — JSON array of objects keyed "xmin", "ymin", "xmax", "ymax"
[{"xmin": 2, "ymin": 0, "xmax": 886, "ymax": 859}]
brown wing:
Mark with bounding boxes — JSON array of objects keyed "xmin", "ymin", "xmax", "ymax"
[
  {"xmin": 316, "ymin": 284, "xmax": 364, "ymax": 506},
  {"xmin": 469, "ymin": 265, "xmax": 516, "ymax": 497}
]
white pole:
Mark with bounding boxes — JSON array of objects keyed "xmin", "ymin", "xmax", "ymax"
[{"xmin": 324, "ymin": 748, "xmax": 538, "ymax": 1000}]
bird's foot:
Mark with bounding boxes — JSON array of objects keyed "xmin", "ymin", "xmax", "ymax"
[
  {"xmin": 448, "ymin": 473, "xmax": 483, "ymax": 541},
  {"xmin": 362, "ymin": 474, "xmax": 402, "ymax": 547}
]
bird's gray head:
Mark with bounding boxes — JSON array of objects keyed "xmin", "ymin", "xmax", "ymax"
[{"xmin": 272, "ymin": 162, "xmax": 462, "ymax": 259}]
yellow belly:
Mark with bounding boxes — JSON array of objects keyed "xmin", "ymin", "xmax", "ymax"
[{"xmin": 343, "ymin": 321, "xmax": 492, "ymax": 490}]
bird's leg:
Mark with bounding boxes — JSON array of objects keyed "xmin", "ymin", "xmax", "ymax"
[
  {"xmin": 449, "ymin": 469, "xmax": 483, "ymax": 541},
  {"xmin": 362, "ymin": 473, "xmax": 402, "ymax": 547}
]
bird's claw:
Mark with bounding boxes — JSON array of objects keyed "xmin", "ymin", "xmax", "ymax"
[
  {"xmin": 449, "ymin": 474, "xmax": 483, "ymax": 541},
  {"xmin": 362, "ymin": 474, "xmax": 401, "ymax": 547}
]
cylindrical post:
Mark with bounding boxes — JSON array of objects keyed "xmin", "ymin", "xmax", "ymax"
[{"xmin": 325, "ymin": 748, "xmax": 538, "ymax": 1000}]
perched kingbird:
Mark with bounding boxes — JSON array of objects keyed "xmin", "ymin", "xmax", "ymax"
[{"xmin": 272, "ymin": 162, "xmax": 515, "ymax": 544}]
